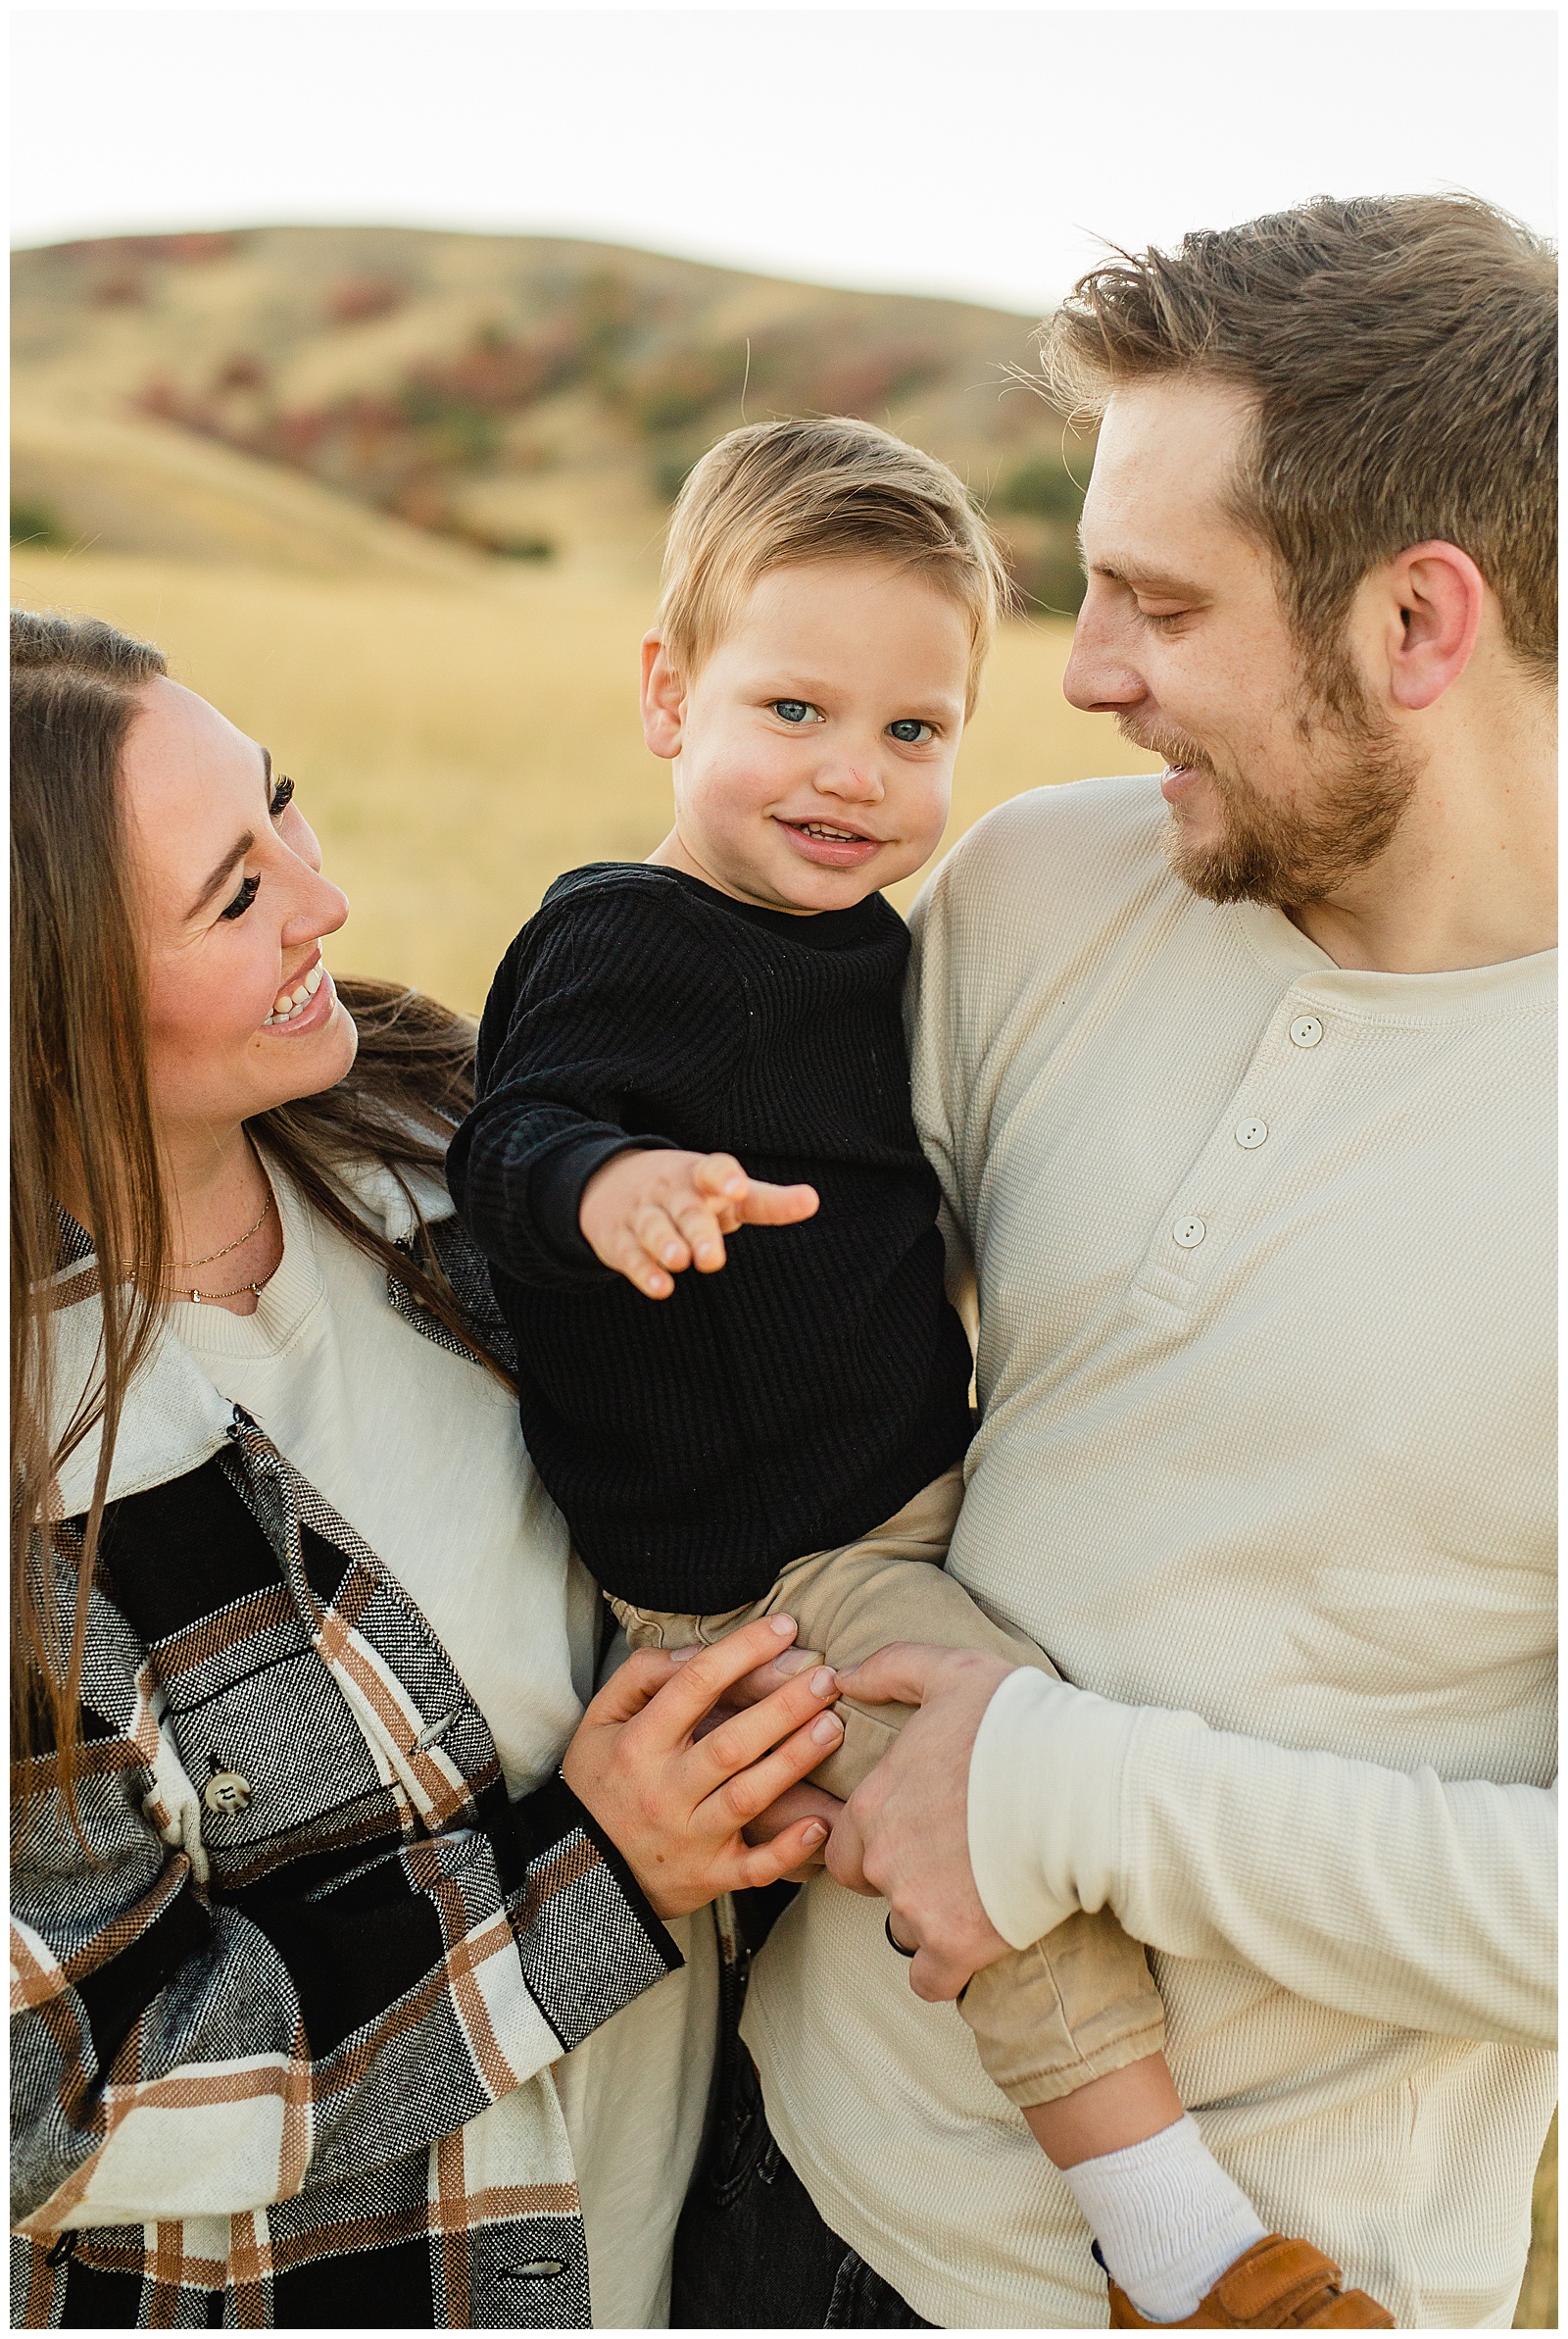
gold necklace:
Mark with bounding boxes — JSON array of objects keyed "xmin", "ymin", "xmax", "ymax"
[
  {"xmin": 172, "ymin": 1187, "xmax": 275, "ymax": 1269},
  {"xmin": 165, "ymin": 1162, "xmax": 278, "ymax": 1303},
  {"xmin": 169, "ymin": 1263, "xmax": 280, "ymax": 1307}
]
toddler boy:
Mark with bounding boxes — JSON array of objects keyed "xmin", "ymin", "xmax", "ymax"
[{"xmin": 448, "ymin": 419, "xmax": 1391, "ymax": 2329}]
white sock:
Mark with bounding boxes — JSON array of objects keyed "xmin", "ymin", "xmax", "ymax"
[{"xmin": 1058, "ymin": 2114, "xmax": 1268, "ymax": 2323}]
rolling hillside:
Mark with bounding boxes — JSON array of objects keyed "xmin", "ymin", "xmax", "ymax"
[
  {"xmin": 11, "ymin": 225, "xmax": 1136, "ymax": 1016},
  {"xmin": 12, "ymin": 225, "xmax": 1091, "ymax": 600}
]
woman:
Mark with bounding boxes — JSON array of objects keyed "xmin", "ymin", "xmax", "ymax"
[{"xmin": 11, "ymin": 611, "xmax": 842, "ymax": 2327}]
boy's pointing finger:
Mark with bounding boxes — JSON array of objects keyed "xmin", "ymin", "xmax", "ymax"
[{"xmin": 735, "ymin": 1179, "xmax": 819, "ymax": 1226}]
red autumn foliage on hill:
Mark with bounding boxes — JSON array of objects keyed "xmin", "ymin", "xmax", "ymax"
[{"xmin": 20, "ymin": 224, "xmax": 1094, "ymax": 605}]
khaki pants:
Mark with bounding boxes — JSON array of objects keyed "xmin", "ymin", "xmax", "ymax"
[{"xmin": 610, "ymin": 1467, "xmax": 1166, "ymax": 2110}]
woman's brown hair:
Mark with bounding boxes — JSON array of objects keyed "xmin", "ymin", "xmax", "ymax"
[{"xmin": 12, "ymin": 609, "xmax": 503, "ymax": 1813}]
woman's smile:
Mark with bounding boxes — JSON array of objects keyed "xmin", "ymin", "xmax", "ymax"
[{"xmin": 260, "ymin": 955, "xmax": 334, "ymax": 1033}]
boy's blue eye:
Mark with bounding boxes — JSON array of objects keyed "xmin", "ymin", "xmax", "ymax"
[
  {"xmin": 772, "ymin": 700, "xmax": 815, "ymax": 724},
  {"xmin": 888, "ymin": 720, "xmax": 933, "ymax": 744}
]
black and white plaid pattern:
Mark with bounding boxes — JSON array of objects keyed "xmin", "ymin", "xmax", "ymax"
[
  {"xmin": 12, "ymin": 1220, "xmax": 678, "ymax": 2327},
  {"xmin": 389, "ymin": 1217, "xmax": 519, "ymax": 1379}
]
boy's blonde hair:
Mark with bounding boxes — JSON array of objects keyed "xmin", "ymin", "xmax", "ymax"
[{"xmin": 658, "ymin": 418, "xmax": 1013, "ymax": 714}]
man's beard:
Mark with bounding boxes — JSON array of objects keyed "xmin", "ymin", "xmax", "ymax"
[{"xmin": 1127, "ymin": 667, "xmax": 1422, "ymax": 911}]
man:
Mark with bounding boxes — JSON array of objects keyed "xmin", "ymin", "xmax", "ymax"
[{"xmin": 676, "ymin": 194, "xmax": 1556, "ymax": 2329}]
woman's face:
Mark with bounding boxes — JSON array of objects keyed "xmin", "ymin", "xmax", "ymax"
[{"xmin": 122, "ymin": 677, "xmax": 357, "ymax": 1139}]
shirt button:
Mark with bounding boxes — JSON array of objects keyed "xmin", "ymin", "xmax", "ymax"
[
  {"xmin": 1234, "ymin": 1118, "xmax": 1269, "ymax": 1149},
  {"xmin": 1289, "ymin": 1014, "xmax": 1324, "ymax": 1049},
  {"xmin": 1172, "ymin": 1216, "xmax": 1206, "ymax": 1248},
  {"xmin": 204, "ymin": 1770, "xmax": 252, "ymax": 1816}
]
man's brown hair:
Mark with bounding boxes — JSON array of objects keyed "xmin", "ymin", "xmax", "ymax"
[
  {"xmin": 659, "ymin": 417, "xmax": 1013, "ymax": 712},
  {"xmin": 1042, "ymin": 193, "xmax": 1556, "ymax": 679}
]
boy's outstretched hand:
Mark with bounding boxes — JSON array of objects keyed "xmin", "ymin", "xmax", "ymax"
[{"xmin": 580, "ymin": 1147, "xmax": 818, "ymax": 1297}]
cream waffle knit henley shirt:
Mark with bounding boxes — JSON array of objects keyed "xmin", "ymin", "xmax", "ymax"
[{"xmin": 743, "ymin": 772, "xmax": 1556, "ymax": 2331}]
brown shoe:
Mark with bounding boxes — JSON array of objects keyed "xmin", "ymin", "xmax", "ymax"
[{"xmin": 1105, "ymin": 2234, "xmax": 1395, "ymax": 2327}]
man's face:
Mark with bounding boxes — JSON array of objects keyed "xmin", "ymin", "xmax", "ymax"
[{"xmin": 1063, "ymin": 377, "xmax": 1418, "ymax": 909}]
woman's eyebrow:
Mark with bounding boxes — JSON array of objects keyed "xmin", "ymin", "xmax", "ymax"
[{"xmin": 187, "ymin": 833, "xmax": 255, "ymax": 920}]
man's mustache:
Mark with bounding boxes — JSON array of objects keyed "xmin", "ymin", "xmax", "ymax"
[{"xmin": 1115, "ymin": 715, "xmax": 1213, "ymax": 774}]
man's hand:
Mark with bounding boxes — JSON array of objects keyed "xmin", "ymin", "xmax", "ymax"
[
  {"xmin": 826, "ymin": 1643, "xmax": 1017, "ymax": 2002},
  {"xmin": 580, "ymin": 1148, "xmax": 818, "ymax": 1298}
]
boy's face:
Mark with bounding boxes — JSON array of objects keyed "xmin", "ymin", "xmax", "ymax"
[{"xmin": 643, "ymin": 558, "xmax": 972, "ymax": 914}]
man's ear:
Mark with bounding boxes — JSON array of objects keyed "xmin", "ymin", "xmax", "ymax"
[
  {"xmin": 1384, "ymin": 541, "xmax": 1487, "ymax": 713},
  {"xmin": 642, "ymin": 631, "xmax": 686, "ymax": 760}
]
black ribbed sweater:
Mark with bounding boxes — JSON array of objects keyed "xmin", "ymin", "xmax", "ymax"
[{"xmin": 446, "ymin": 864, "xmax": 973, "ymax": 1612}]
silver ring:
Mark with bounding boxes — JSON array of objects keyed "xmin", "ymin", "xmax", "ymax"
[{"xmin": 884, "ymin": 1913, "xmax": 916, "ymax": 1959}]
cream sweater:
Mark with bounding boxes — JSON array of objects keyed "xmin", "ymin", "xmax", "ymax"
[
  {"xmin": 744, "ymin": 773, "xmax": 1555, "ymax": 2330},
  {"xmin": 172, "ymin": 1173, "xmax": 714, "ymax": 2329}
]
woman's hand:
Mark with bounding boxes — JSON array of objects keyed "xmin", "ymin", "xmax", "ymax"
[
  {"xmin": 561, "ymin": 1615, "xmax": 846, "ymax": 1916},
  {"xmin": 701, "ymin": 1641, "xmax": 844, "ymax": 1875}
]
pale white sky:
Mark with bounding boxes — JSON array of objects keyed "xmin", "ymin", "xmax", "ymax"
[{"xmin": 11, "ymin": 6, "xmax": 1557, "ymax": 311}]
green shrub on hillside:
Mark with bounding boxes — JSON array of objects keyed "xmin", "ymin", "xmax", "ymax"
[
  {"xmin": 11, "ymin": 500, "xmax": 62, "ymax": 549},
  {"xmin": 996, "ymin": 455, "xmax": 1089, "ymax": 523}
]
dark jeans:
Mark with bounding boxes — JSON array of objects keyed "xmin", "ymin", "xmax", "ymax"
[{"xmin": 671, "ymin": 2040, "xmax": 934, "ymax": 2329}]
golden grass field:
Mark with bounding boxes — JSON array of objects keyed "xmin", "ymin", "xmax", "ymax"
[
  {"xmin": 9, "ymin": 541, "xmax": 1556, "ymax": 2327},
  {"xmin": 10, "ymin": 545, "xmax": 1158, "ymax": 1014}
]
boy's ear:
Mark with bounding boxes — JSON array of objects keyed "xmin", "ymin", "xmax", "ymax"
[{"xmin": 641, "ymin": 631, "xmax": 686, "ymax": 761}]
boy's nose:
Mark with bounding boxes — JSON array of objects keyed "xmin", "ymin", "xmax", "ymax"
[{"xmin": 818, "ymin": 759, "xmax": 883, "ymax": 801}]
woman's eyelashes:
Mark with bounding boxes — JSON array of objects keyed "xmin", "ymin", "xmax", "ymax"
[{"xmin": 220, "ymin": 777, "xmax": 295, "ymax": 920}]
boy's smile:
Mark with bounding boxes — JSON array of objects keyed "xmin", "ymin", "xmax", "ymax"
[
  {"xmin": 777, "ymin": 813, "xmax": 886, "ymax": 871},
  {"xmin": 641, "ymin": 557, "xmax": 973, "ymax": 915}
]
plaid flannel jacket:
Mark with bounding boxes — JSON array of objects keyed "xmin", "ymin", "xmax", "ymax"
[{"xmin": 11, "ymin": 1200, "xmax": 682, "ymax": 2328}]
